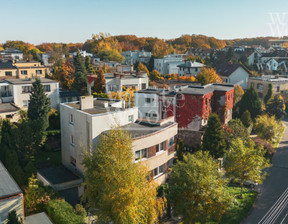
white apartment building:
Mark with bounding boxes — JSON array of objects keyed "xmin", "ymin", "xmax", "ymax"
[
  {"xmin": 154, "ymin": 53, "xmax": 185, "ymax": 75},
  {"xmin": 177, "ymin": 61, "xmax": 205, "ymax": 77},
  {"xmin": 60, "ymin": 96, "xmax": 177, "ymax": 185},
  {"xmin": 122, "ymin": 50, "xmax": 152, "ymax": 65}
]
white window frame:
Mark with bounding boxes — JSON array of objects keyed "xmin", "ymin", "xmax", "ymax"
[
  {"xmin": 135, "ymin": 148, "xmax": 148, "ymax": 162},
  {"xmin": 153, "ymin": 164, "xmax": 165, "ymax": 178}
]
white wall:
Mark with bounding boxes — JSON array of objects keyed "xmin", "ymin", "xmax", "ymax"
[
  {"xmin": 229, "ymin": 67, "xmax": 249, "ymax": 89},
  {"xmin": 134, "ymin": 93, "xmax": 160, "ymax": 120}
]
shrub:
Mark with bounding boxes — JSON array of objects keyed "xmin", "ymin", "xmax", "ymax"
[
  {"xmin": 253, "ymin": 137, "xmax": 275, "ymax": 159},
  {"xmin": 46, "ymin": 199, "xmax": 86, "ymax": 224}
]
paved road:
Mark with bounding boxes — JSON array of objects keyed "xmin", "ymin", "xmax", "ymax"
[{"xmin": 244, "ymin": 118, "xmax": 288, "ymax": 224}]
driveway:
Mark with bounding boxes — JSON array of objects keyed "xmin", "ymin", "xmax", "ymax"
[{"xmin": 244, "ymin": 117, "xmax": 288, "ymax": 224}]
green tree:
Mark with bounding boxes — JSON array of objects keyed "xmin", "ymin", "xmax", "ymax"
[
  {"xmin": 225, "ymin": 119, "xmax": 250, "ymax": 148},
  {"xmin": 266, "ymin": 95, "xmax": 286, "ymax": 120},
  {"xmin": 168, "ymin": 151, "xmax": 233, "ymax": 224},
  {"xmin": 7, "ymin": 210, "xmax": 22, "ymax": 224},
  {"xmin": 82, "ymin": 128, "xmax": 165, "ymax": 224},
  {"xmin": 254, "ymin": 114, "xmax": 283, "ymax": 142},
  {"xmin": 149, "ymin": 69, "xmax": 163, "ymax": 81},
  {"xmin": 99, "ymin": 49, "xmax": 124, "ymax": 63},
  {"xmin": 264, "ymin": 83, "xmax": 273, "ymax": 104},
  {"xmin": 238, "ymin": 86, "xmax": 262, "ymax": 119},
  {"xmin": 73, "ymin": 50, "xmax": 88, "ymax": 95},
  {"xmin": 28, "ymin": 78, "xmax": 51, "ymax": 131},
  {"xmin": 177, "ymin": 139, "xmax": 185, "ymax": 161},
  {"xmin": 234, "ymin": 85, "xmax": 244, "ymax": 105},
  {"xmin": 85, "ymin": 56, "xmax": 93, "ymax": 74},
  {"xmin": 202, "ymin": 114, "xmax": 226, "ymax": 158},
  {"xmin": 5, "ymin": 150, "xmax": 25, "ymax": 186},
  {"xmin": 225, "ymin": 47, "xmax": 238, "ymax": 63},
  {"xmin": 224, "ymin": 138, "xmax": 270, "ymax": 197},
  {"xmin": 240, "ymin": 110, "xmax": 252, "ymax": 128}
]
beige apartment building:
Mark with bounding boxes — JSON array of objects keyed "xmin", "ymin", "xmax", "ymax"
[
  {"xmin": 60, "ymin": 96, "xmax": 177, "ymax": 185},
  {"xmin": 248, "ymin": 75, "xmax": 288, "ymax": 99},
  {"xmin": 0, "ymin": 60, "xmax": 48, "ymax": 80}
]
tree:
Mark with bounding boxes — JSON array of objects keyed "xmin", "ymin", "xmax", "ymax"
[
  {"xmin": 241, "ymin": 110, "xmax": 252, "ymax": 128},
  {"xmin": 149, "ymin": 69, "xmax": 163, "ymax": 81},
  {"xmin": 53, "ymin": 59, "xmax": 75, "ymax": 89},
  {"xmin": 85, "ymin": 56, "xmax": 93, "ymax": 74},
  {"xmin": 234, "ymin": 85, "xmax": 244, "ymax": 105},
  {"xmin": 254, "ymin": 114, "xmax": 283, "ymax": 142},
  {"xmin": 167, "ymin": 73, "xmax": 178, "ymax": 80},
  {"xmin": 137, "ymin": 62, "xmax": 149, "ymax": 75},
  {"xmin": 176, "ymin": 139, "xmax": 184, "ymax": 161},
  {"xmin": 73, "ymin": 50, "xmax": 88, "ymax": 95},
  {"xmin": 266, "ymin": 95, "xmax": 286, "ymax": 120},
  {"xmin": 7, "ymin": 210, "xmax": 22, "ymax": 224},
  {"xmin": 93, "ymin": 69, "xmax": 105, "ymax": 93},
  {"xmin": 224, "ymin": 119, "xmax": 250, "ymax": 148},
  {"xmin": 168, "ymin": 151, "xmax": 233, "ymax": 224},
  {"xmin": 202, "ymin": 114, "xmax": 226, "ymax": 158},
  {"xmin": 82, "ymin": 128, "xmax": 165, "ymax": 224},
  {"xmin": 238, "ymin": 86, "xmax": 262, "ymax": 119},
  {"xmin": 264, "ymin": 83, "xmax": 273, "ymax": 104},
  {"xmin": 28, "ymin": 78, "xmax": 51, "ymax": 131},
  {"xmin": 225, "ymin": 47, "xmax": 238, "ymax": 63},
  {"xmin": 196, "ymin": 67, "xmax": 222, "ymax": 85},
  {"xmin": 224, "ymin": 138, "xmax": 270, "ymax": 197},
  {"xmin": 99, "ymin": 49, "xmax": 124, "ymax": 63}
]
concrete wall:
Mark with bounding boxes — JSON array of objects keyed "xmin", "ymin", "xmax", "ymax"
[
  {"xmin": 0, "ymin": 195, "xmax": 23, "ymax": 224},
  {"xmin": 134, "ymin": 93, "xmax": 160, "ymax": 120},
  {"xmin": 227, "ymin": 67, "xmax": 249, "ymax": 89},
  {"xmin": 0, "ymin": 69, "xmax": 17, "ymax": 79}
]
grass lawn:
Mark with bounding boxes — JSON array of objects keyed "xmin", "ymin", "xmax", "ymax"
[
  {"xmin": 273, "ymin": 125, "xmax": 285, "ymax": 149},
  {"xmin": 34, "ymin": 150, "xmax": 62, "ymax": 167},
  {"xmin": 218, "ymin": 187, "xmax": 258, "ymax": 224}
]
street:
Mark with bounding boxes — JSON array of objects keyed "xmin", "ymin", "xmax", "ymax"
[{"xmin": 244, "ymin": 117, "xmax": 288, "ymax": 224}]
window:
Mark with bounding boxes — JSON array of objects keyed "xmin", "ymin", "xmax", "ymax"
[
  {"xmin": 44, "ymin": 85, "xmax": 50, "ymax": 92},
  {"xmin": 71, "ymin": 135, "xmax": 75, "ymax": 146},
  {"xmin": 22, "ymin": 86, "xmax": 32, "ymax": 93},
  {"xmin": 141, "ymin": 83, "xmax": 147, "ymax": 89},
  {"xmin": 153, "ymin": 164, "xmax": 165, "ymax": 177},
  {"xmin": 277, "ymin": 86, "xmax": 280, "ymax": 92},
  {"xmin": 156, "ymin": 141, "xmax": 166, "ymax": 153},
  {"xmin": 70, "ymin": 157, "xmax": 76, "ymax": 167},
  {"xmin": 195, "ymin": 67, "xmax": 198, "ymax": 72},
  {"xmin": 128, "ymin": 115, "xmax": 133, "ymax": 122},
  {"xmin": 152, "ymin": 113, "xmax": 157, "ymax": 117},
  {"xmin": 23, "ymin": 100, "xmax": 29, "ymax": 107},
  {"xmin": 251, "ymin": 83, "xmax": 254, "ymax": 87},
  {"xmin": 168, "ymin": 137, "xmax": 175, "ymax": 147},
  {"xmin": 5, "ymin": 71, "xmax": 12, "ymax": 76},
  {"xmin": 135, "ymin": 148, "xmax": 148, "ymax": 161},
  {"xmin": 145, "ymin": 113, "xmax": 151, "ymax": 117},
  {"xmin": 145, "ymin": 98, "xmax": 151, "ymax": 103},
  {"xmin": 168, "ymin": 159, "xmax": 174, "ymax": 168},
  {"xmin": 70, "ymin": 114, "xmax": 74, "ymax": 124},
  {"xmin": 257, "ymin": 83, "xmax": 263, "ymax": 90},
  {"xmin": 21, "ymin": 70, "xmax": 27, "ymax": 75},
  {"xmin": 36, "ymin": 70, "xmax": 43, "ymax": 75}
]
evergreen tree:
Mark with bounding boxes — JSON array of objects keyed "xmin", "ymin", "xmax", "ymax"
[
  {"xmin": 0, "ymin": 120, "xmax": 14, "ymax": 164},
  {"xmin": 27, "ymin": 78, "xmax": 51, "ymax": 131},
  {"xmin": 202, "ymin": 114, "xmax": 226, "ymax": 158},
  {"xmin": 82, "ymin": 128, "xmax": 165, "ymax": 223},
  {"xmin": 7, "ymin": 210, "xmax": 22, "ymax": 224},
  {"xmin": 177, "ymin": 139, "xmax": 185, "ymax": 161},
  {"xmin": 73, "ymin": 50, "xmax": 88, "ymax": 95},
  {"xmin": 266, "ymin": 95, "xmax": 286, "ymax": 120},
  {"xmin": 93, "ymin": 69, "xmax": 105, "ymax": 93},
  {"xmin": 168, "ymin": 151, "xmax": 233, "ymax": 223},
  {"xmin": 225, "ymin": 47, "xmax": 238, "ymax": 63},
  {"xmin": 5, "ymin": 150, "xmax": 25, "ymax": 186},
  {"xmin": 85, "ymin": 56, "xmax": 93, "ymax": 74},
  {"xmin": 241, "ymin": 110, "xmax": 253, "ymax": 128},
  {"xmin": 264, "ymin": 83, "xmax": 273, "ymax": 104},
  {"xmin": 238, "ymin": 86, "xmax": 262, "ymax": 119}
]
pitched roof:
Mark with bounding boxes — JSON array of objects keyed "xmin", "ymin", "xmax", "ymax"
[
  {"xmin": 1, "ymin": 48, "xmax": 23, "ymax": 54},
  {"xmin": 0, "ymin": 61, "xmax": 17, "ymax": 69},
  {"xmin": 217, "ymin": 62, "xmax": 252, "ymax": 77},
  {"xmin": 0, "ymin": 161, "xmax": 22, "ymax": 199}
]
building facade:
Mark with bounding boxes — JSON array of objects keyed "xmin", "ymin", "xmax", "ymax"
[
  {"xmin": 177, "ymin": 61, "xmax": 205, "ymax": 77},
  {"xmin": 154, "ymin": 54, "xmax": 184, "ymax": 75}
]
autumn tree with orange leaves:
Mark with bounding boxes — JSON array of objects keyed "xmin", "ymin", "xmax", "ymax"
[
  {"xmin": 196, "ymin": 67, "xmax": 222, "ymax": 85},
  {"xmin": 53, "ymin": 59, "xmax": 75, "ymax": 89}
]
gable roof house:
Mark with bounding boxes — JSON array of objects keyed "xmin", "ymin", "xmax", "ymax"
[{"xmin": 217, "ymin": 62, "xmax": 251, "ymax": 89}]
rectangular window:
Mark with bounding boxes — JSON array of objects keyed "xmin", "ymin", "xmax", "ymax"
[
  {"xmin": 153, "ymin": 164, "xmax": 165, "ymax": 178},
  {"xmin": 22, "ymin": 86, "xmax": 32, "ymax": 93},
  {"xmin": 135, "ymin": 148, "xmax": 148, "ymax": 161},
  {"xmin": 156, "ymin": 141, "xmax": 166, "ymax": 153},
  {"xmin": 168, "ymin": 136, "xmax": 175, "ymax": 147},
  {"xmin": 141, "ymin": 83, "xmax": 147, "ymax": 89},
  {"xmin": 23, "ymin": 100, "xmax": 29, "ymax": 107},
  {"xmin": 70, "ymin": 157, "xmax": 76, "ymax": 167},
  {"xmin": 257, "ymin": 83, "xmax": 263, "ymax": 90},
  {"xmin": 36, "ymin": 70, "xmax": 43, "ymax": 75},
  {"xmin": 145, "ymin": 113, "xmax": 150, "ymax": 117},
  {"xmin": 277, "ymin": 86, "xmax": 280, "ymax": 92},
  {"xmin": 21, "ymin": 70, "xmax": 28, "ymax": 75},
  {"xmin": 71, "ymin": 135, "xmax": 75, "ymax": 146},
  {"xmin": 152, "ymin": 113, "xmax": 157, "ymax": 117},
  {"xmin": 145, "ymin": 98, "xmax": 151, "ymax": 103},
  {"xmin": 128, "ymin": 115, "xmax": 133, "ymax": 122},
  {"xmin": 5, "ymin": 71, "xmax": 12, "ymax": 76},
  {"xmin": 70, "ymin": 114, "xmax": 74, "ymax": 124},
  {"xmin": 44, "ymin": 85, "xmax": 51, "ymax": 92}
]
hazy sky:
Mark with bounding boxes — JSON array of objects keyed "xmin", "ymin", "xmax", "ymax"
[{"xmin": 1, "ymin": 0, "xmax": 288, "ymax": 44}]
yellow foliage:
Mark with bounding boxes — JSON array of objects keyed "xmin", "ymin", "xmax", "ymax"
[{"xmin": 196, "ymin": 67, "xmax": 222, "ymax": 85}]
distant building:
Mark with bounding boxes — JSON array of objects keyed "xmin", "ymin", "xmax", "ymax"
[
  {"xmin": 177, "ymin": 61, "xmax": 205, "ymax": 77},
  {"xmin": 0, "ymin": 48, "xmax": 23, "ymax": 60},
  {"xmin": 60, "ymin": 96, "xmax": 177, "ymax": 185},
  {"xmin": 154, "ymin": 54, "xmax": 185, "ymax": 75},
  {"xmin": 185, "ymin": 48, "xmax": 214, "ymax": 59},
  {"xmin": 217, "ymin": 62, "xmax": 251, "ymax": 89},
  {"xmin": 122, "ymin": 50, "xmax": 152, "ymax": 65},
  {"xmin": 0, "ymin": 161, "xmax": 24, "ymax": 224},
  {"xmin": 71, "ymin": 50, "xmax": 93, "ymax": 58},
  {"xmin": 0, "ymin": 60, "xmax": 49, "ymax": 80}
]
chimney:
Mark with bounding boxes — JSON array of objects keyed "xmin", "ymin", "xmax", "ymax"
[{"xmin": 80, "ymin": 95, "xmax": 94, "ymax": 110}]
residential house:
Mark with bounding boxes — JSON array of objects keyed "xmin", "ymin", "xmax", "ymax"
[
  {"xmin": 248, "ymin": 75, "xmax": 288, "ymax": 99},
  {"xmin": 0, "ymin": 161, "xmax": 24, "ymax": 224},
  {"xmin": 71, "ymin": 50, "xmax": 93, "ymax": 58},
  {"xmin": 122, "ymin": 50, "xmax": 152, "ymax": 65},
  {"xmin": 217, "ymin": 62, "xmax": 251, "ymax": 89},
  {"xmin": 0, "ymin": 48, "xmax": 23, "ymax": 60},
  {"xmin": 60, "ymin": 96, "xmax": 177, "ymax": 185},
  {"xmin": 177, "ymin": 61, "xmax": 205, "ymax": 77},
  {"xmin": 154, "ymin": 53, "xmax": 184, "ymax": 75},
  {"xmin": 185, "ymin": 48, "xmax": 214, "ymax": 59}
]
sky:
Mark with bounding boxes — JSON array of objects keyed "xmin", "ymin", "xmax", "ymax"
[{"xmin": 1, "ymin": 0, "xmax": 288, "ymax": 44}]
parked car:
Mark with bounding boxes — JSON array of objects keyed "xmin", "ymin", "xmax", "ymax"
[{"xmin": 229, "ymin": 178, "xmax": 258, "ymax": 188}]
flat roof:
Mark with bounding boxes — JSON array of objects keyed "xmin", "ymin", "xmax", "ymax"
[
  {"xmin": 25, "ymin": 212, "xmax": 53, "ymax": 224},
  {"xmin": 121, "ymin": 121, "xmax": 176, "ymax": 139},
  {"xmin": 0, "ymin": 103, "xmax": 19, "ymax": 113},
  {"xmin": 6, "ymin": 78, "xmax": 58, "ymax": 85},
  {"xmin": 180, "ymin": 86, "xmax": 214, "ymax": 95},
  {"xmin": 0, "ymin": 161, "xmax": 22, "ymax": 199}
]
